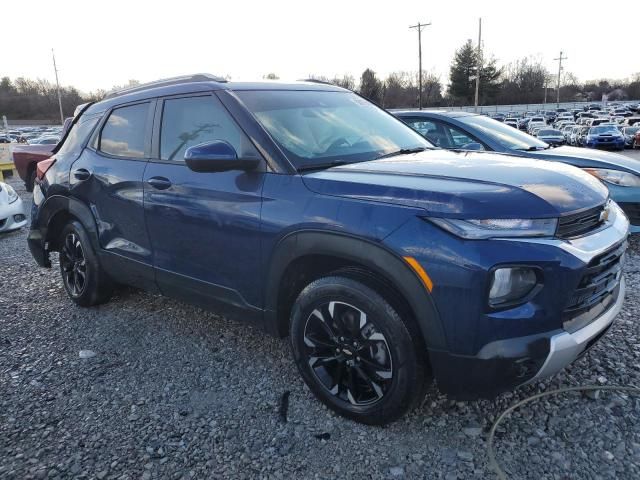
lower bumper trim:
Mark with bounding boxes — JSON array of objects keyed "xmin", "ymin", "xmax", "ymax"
[{"xmin": 528, "ymin": 277, "xmax": 625, "ymax": 382}]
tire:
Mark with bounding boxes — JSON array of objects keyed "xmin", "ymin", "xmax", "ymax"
[
  {"xmin": 58, "ymin": 221, "xmax": 113, "ymax": 307},
  {"xmin": 290, "ymin": 276, "xmax": 428, "ymax": 425},
  {"xmin": 25, "ymin": 168, "xmax": 36, "ymax": 192}
]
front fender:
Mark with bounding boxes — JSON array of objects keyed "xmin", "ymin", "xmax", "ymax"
[{"xmin": 263, "ymin": 229, "xmax": 446, "ymax": 351}]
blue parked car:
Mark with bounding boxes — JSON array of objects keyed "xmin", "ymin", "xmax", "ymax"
[
  {"xmin": 393, "ymin": 110, "xmax": 640, "ymax": 234},
  {"xmin": 29, "ymin": 75, "xmax": 629, "ymax": 424},
  {"xmin": 584, "ymin": 124, "xmax": 625, "ymax": 151}
]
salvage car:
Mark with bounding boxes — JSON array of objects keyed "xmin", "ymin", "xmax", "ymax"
[
  {"xmin": 29, "ymin": 75, "xmax": 629, "ymax": 424},
  {"xmin": 12, "ymin": 117, "xmax": 72, "ymax": 191},
  {"xmin": 0, "ymin": 181, "xmax": 27, "ymax": 233},
  {"xmin": 536, "ymin": 128, "xmax": 565, "ymax": 146},
  {"xmin": 585, "ymin": 125, "xmax": 626, "ymax": 151},
  {"xmin": 393, "ymin": 110, "xmax": 640, "ymax": 233}
]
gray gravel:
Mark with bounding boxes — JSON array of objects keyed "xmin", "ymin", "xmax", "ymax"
[{"xmin": 1, "ymin": 172, "xmax": 639, "ymax": 480}]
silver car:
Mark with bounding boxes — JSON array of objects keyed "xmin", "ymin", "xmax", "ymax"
[{"xmin": 0, "ymin": 182, "xmax": 27, "ymax": 233}]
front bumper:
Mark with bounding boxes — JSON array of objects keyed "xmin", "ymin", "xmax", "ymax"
[
  {"xmin": 528, "ymin": 278, "xmax": 625, "ymax": 382},
  {"xmin": 586, "ymin": 139, "xmax": 625, "ymax": 150},
  {"xmin": 385, "ymin": 201, "xmax": 630, "ymax": 399},
  {"xmin": 0, "ymin": 197, "xmax": 27, "ymax": 233}
]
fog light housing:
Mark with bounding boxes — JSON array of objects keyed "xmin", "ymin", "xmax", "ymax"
[
  {"xmin": 489, "ymin": 267, "xmax": 539, "ymax": 308},
  {"xmin": 13, "ymin": 214, "xmax": 26, "ymax": 222}
]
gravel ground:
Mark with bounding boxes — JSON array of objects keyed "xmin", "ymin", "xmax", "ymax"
[{"xmin": 1, "ymin": 166, "xmax": 640, "ymax": 480}]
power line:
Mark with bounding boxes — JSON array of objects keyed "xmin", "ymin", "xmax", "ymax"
[
  {"xmin": 553, "ymin": 50, "xmax": 567, "ymax": 108},
  {"xmin": 409, "ymin": 21, "xmax": 431, "ymax": 110},
  {"xmin": 51, "ymin": 49, "xmax": 64, "ymax": 125}
]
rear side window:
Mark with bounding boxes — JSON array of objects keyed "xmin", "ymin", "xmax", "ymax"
[
  {"xmin": 160, "ymin": 95, "xmax": 257, "ymax": 161},
  {"xmin": 57, "ymin": 115, "xmax": 100, "ymax": 157},
  {"xmin": 99, "ymin": 103, "xmax": 148, "ymax": 158}
]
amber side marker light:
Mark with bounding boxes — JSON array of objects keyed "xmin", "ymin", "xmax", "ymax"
[{"xmin": 403, "ymin": 256, "xmax": 433, "ymax": 292}]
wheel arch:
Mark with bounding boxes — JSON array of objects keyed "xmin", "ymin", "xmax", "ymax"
[
  {"xmin": 263, "ymin": 230, "xmax": 445, "ymax": 351},
  {"xmin": 37, "ymin": 195, "xmax": 101, "ymax": 253}
]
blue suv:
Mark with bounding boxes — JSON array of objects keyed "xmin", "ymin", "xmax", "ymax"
[{"xmin": 29, "ymin": 75, "xmax": 629, "ymax": 424}]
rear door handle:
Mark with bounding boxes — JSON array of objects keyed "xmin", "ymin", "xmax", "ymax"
[
  {"xmin": 147, "ymin": 176, "xmax": 172, "ymax": 190},
  {"xmin": 73, "ymin": 168, "xmax": 91, "ymax": 181}
]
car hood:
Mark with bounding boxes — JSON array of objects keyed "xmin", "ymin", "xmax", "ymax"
[
  {"xmin": 527, "ymin": 146, "xmax": 640, "ymax": 174},
  {"xmin": 302, "ymin": 149, "xmax": 608, "ymax": 218}
]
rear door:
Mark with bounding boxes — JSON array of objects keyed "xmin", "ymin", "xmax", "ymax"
[
  {"xmin": 70, "ymin": 100, "xmax": 156, "ymax": 290},
  {"xmin": 143, "ymin": 93, "xmax": 266, "ymax": 318}
]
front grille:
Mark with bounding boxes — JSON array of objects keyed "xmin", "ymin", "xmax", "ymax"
[
  {"xmin": 618, "ymin": 202, "xmax": 640, "ymax": 226},
  {"xmin": 563, "ymin": 241, "xmax": 626, "ymax": 333},
  {"xmin": 556, "ymin": 204, "xmax": 605, "ymax": 239},
  {"xmin": 0, "ymin": 218, "xmax": 5, "ymax": 228}
]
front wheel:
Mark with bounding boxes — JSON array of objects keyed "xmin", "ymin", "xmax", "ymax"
[
  {"xmin": 290, "ymin": 276, "xmax": 429, "ymax": 425},
  {"xmin": 58, "ymin": 221, "xmax": 113, "ymax": 306}
]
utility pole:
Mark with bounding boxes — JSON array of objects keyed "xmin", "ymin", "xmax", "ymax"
[
  {"xmin": 474, "ymin": 18, "xmax": 482, "ymax": 113},
  {"xmin": 52, "ymin": 49, "xmax": 64, "ymax": 125},
  {"xmin": 409, "ymin": 21, "xmax": 431, "ymax": 110},
  {"xmin": 553, "ymin": 50, "xmax": 567, "ymax": 109},
  {"xmin": 543, "ymin": 76, "xmax": 548, "ymax": 105}
]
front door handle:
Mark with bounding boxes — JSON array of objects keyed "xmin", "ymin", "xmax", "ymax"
[
  {"xmin": 73, "ymin": 168, "xmax": 91, "ymax": 181},
  {"xmin": 147, "ymin": 176, "xmax": 172, "ymax": 190}
]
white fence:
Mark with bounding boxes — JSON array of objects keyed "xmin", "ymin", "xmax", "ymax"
[{"xmin": 422, "ymin": 100, "xmax": 640, "ymax": 115}]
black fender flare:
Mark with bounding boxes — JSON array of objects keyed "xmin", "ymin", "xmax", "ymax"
[
  {"xmin": 263, "ymin": 230, "xmax": 446, "ymax": 351},
  {"xmin": 37, "ymin": 194, "xmax": 101, "ymax": 252}
]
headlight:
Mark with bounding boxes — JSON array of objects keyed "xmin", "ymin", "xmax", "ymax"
[
  {"xmin": 489, "ymin": 267, "xmax": 539, "ymax": 307},
  {"xmin": 428, "ymin": 217, "xmax": 558, "ymax": 239},
  {"xmin": 2, "ymin": 183, "xmax": 19, "ymax": 204},
  {"xmin": 583, "ymin": 168, "xmax": 640, "ymax": 187}
]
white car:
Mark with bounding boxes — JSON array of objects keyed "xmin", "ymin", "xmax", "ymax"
[{"xmin": 0, "ymin": 182, "xmax": 27, "ymax": 233}]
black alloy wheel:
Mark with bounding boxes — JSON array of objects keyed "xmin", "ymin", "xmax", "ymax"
[
  {"xmin": 58, "ymin": 221, "xmax": 113, "ymax": 306},
  {"xmin": 303, "ymin": 301, "xmax": 393, "ymax": 406},
  {"xmin": 60, "ymin": 232, "xmax": 87, "ymax": 297},
  {"xmin": 290, "ymin": 276, "xmax": 429, "ymax": 425}
]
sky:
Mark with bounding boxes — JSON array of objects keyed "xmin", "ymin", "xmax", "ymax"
[{"xmin": 5, "ymin": 0, "xmax": 638, "ymax": 94}]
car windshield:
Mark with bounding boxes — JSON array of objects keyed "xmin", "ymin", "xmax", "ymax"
[
  {"xmin": 457, "ymin": 114, "xmax": 549, "ymax": 150},
  {"xmin": 590, "ymin": 125, "xmax": 619, "ymax": 134},
  {"xmin": 236, "ymin": 90, "xmax": 433, "ymax": 168},
  {"xmin": 624, "ymin": 127, "xmax": 640, "ymax": 134},
  {"xmin": 538, "ymin": 129, "xmax": 561, "ymax": 136}
]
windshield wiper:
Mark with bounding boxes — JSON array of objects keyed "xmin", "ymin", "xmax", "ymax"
[
  {"xmin": 297, "ymin": 160, "xmax": 351, "ymax": 172},
  {"xmin": 375, "ymin": 146, "xmax": 428, "ymax": 160}
]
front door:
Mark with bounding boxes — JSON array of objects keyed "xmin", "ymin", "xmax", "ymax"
[{"xmin": 143, "ymin": 93, "xmax": 266, "ymax": 318}]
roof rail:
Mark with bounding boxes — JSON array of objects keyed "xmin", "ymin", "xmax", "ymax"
[
  {"xmin": 104, "ymin": 73, "xmax": 227, "ymax": 99},
  {"xmin": 298, "ymin": 78, "xmax": 335, "ymax": 85}
]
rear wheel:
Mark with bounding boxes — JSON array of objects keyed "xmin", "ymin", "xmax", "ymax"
[
  {"xmin": 290, "ymin": 276, "xmax": 428, "ymax": 425},
  {"xmin": 58, "ymin": 221, "xmax": 113, "ymax": 306}
]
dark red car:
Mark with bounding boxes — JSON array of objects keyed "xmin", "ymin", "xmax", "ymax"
[
  {"xmin": 635, "ymin": 128, "xmax": 640, "ymax": 149},
  {"xmin": 12, "ymin": 118, "xmax": 72, "ymax": 191}
]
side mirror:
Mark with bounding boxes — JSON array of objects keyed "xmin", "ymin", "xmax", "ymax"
[
  {"xmin": 460, "ymin": 142, "xmax": 484, "ymax": 151},
  {"xmin": 184, "ymin": 140, "xmax": 261, "ymax": 173}
]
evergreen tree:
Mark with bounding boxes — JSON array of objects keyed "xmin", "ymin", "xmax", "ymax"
[{"xmin": 359, "ymin": 69, "xmax": 383, "ymax": 105}]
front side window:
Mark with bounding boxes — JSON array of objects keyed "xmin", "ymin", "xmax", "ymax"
[
  {"xmin": 99, "ymin": 103, "xmax": 148, "ymax": 158},
  {"xmin": 160, "ymin": 95, "xmax": 258, "ymax": 161},
  {"xmin": 458, "ymin": 115, "xmax": 549, "ymax": 151},
  {"xmin": 442, "ymin": 124, "xmax": 483, "ymax": 149},
  {"xmin": 236, "ymin": 90, "xmax": 432, "ymax": 167}
]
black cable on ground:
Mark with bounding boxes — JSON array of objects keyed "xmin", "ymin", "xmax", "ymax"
[{"xmin": 487, "ymin": 385, "xmax": 640, "ymax": 480}]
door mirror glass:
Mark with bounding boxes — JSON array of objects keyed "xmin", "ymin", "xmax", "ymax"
[{"xmin": 184, "ymin": 140, "xmax": 260, "ymax": 172}]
